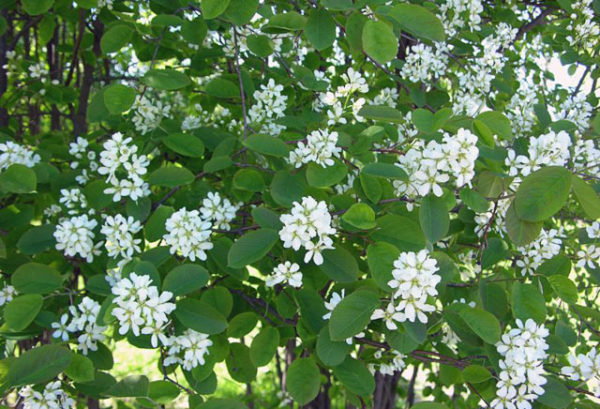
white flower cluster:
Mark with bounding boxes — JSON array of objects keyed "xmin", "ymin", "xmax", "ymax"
[
  {"xmin": 394, "ymin": 128, "xmax": 479, "ymax": 200},
  {"xmin": 566, "ymin": 0, "xmax": 600, "ymax": 52},
  {"xmin": 279, "ymin": 196, "xmax": 336, "ymax": 265},
  {"xmin": 370, "ymin": 349, "xmax": 406, "ymax": 376},
  {"xmin": 288, "ymin": 129, "xmax": 341, "ymax": 168},
  {"xmin": 317, "ymin": 68, "xmax": 369, "ymax": 125},
  {"xmin": 439, "ymin": 0, "xmax": 484, "ymax": 35},
  {"xmin": 400, "ymin": 43, "xmax": 449, "ymax": 84},
  {"xmin": 561, "ymin": 347, "xmax": 600, "ymax": 396},
  {"xmin": 491, "ymin": 319, "xmax": 549, "ymax": 409},
  {"xmin": 111, "ymin": 273, "xmax": 176, "ymax": 347},
  {"xmin": 132, "ymin": 94, "xmax": 172, "ymax": 135},
  {"xmin": 573, "ymin": 138, "xmax": 600, "ymax": 174},
  {"xmin": 182, "ymin": 104, "xmax": 233, "ymax": 132},
  {"xmin": 266, "ymin": 261, "xmax": 303, "ymax": 288},
  {"xmin": 164, "ymin": 329, "xmax": 213, "ymax": 371},
  {"xmin": 28, "ymin": 61, "xmax": 48, "ymax": 81},
  {"xmin": 248, "ymin": 79, "xmax": 288, "ymax": 135},
  {"xmin": 98, "ymin": 132, "xmax": 150, "ymax": 202},
  {"xmin": 516, "ymin": 228, "xmax": 563, "ymax": 276},
  {"xmin": 59, "ymin": 188, "xmax": 88, "ymax": 215},
  {"xmin": 576, "ymin": 244, "xmax": 600, "ymax": 269},
  {"xmin": 163, "ymin": 208, "xmax": 214, "ymax": 261},
  {"xmin": 505, "ymin": 130, "xmax": 571, "ymax": 177},
  {"xmin": 200, "ymin": 191, "xmax": 240, "ymax": 230},
  {"xmin": 54, "ymin": 214, "xmax": 101, "ymax": 262},
  {"xmin": 100, "ymin": 214, "xmax": 142, "ymax": 263},
  {"xmin": 556, "ymin": 92, "xmax": 592, "ymax": 132},
  {"xmin": 20, "ymin": 381, "xmax": 75, "ymax": 409},
  {"xmin": 587, "ymin": 221, "xmax": 600, "ymax": 239},
  {"xmin": 0, "ymin": 140, "xmax": 41, "ymax": 170},
  {"xmin": 379, "ymin": 250, "xmax": 441, "ymax": 325},
  {"xmin": 0, "ymin": 283, "xmax": 17, "ymax": 306},
  {"xmin": 51, "ymin": 297, "xmax": 107, "ymax": 354},
  {"xmin": 506, "ymin": 79, "xmax": 538, "ymax": 137},
  {"xmin": 372, "ymin": 87, "xmax": 399, "ymax": 107}
]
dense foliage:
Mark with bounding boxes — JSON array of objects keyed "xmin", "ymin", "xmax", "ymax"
[{"xmin": 0, "ymin": 0, "xmax": 600, "ymax": 408}]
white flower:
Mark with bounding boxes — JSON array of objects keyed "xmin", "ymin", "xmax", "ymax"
[
  {"xmin": 51, "ymin": 297, "xmax": 107, "ymax": 355},
  {"xmin": 54, "ymin": 214, "xmax": 101, "ymax": 262},
  {"xmin": 100, "ymin": 214, "xmax": 142, "ymax": 261},
  {"xmin": 266, "ymin": 261, "xmax": 303, "ymax": 288},
  {"xmin": 0, "ymin": 141, "xmax": 41, "ymax": 170},
  {"xmin": 163, "ymin": 208, "xmax": 214, "ymax": 261},
  {"xmin": 0, "ymin": 283, "xmax": 17, "ymax": 306},
  {"xmin": 323, "ymin": 289, "xmax": 345, "ymax": 320},
  {"xmin": 200, "ymin": 191, "xmax": 240, "ymax": 230},
  {"xmin": 164, "ymin": 329, "xmax": 212, "ymax": 370},
  {"xmin": 20, "ymin": 381, "xmax": 75, "ymax": 409},
  {"xmin": 51, "ymin": 313, "xmax": 70, "ymax": 342},
  {"xmin": 288, "ymin": 129, "xmax": 341, "ymax": 168},
  {"xmin": 371, "ymin": 302, "xmax": 403, "ymax": 330}
]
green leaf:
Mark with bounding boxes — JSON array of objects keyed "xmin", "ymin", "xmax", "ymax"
[
  {"xmin": 359, "ymin": 173, "xmax": 382, "ymax": 203},
  {"xmin": 481, "ymin": 237, "xmax": 509, "ymax": 269},
  {"xmin": 514, "ymin": 166, "xmax": 572, "ymax": 222},
  {"xmin": 205, "ymin": 78, "xmax": 240, "ymax": 99},
  {"xmin": 306, "ymin": 160, "xmax": 348, "ymax": 188},
  {"xmin": 17, "ymin": 224, "xmax": 56, "ymax": 254},
  {"xmin": 243, "ymin": 134, "xmax": 288, "ymax": 157},
  {"xmin": 362, "ymin": 20, "xmax": 398, "ymax": 64},
  {"xmin": 22, "ymin": 0, "xmax": 54, "ymax": 15},
  {"xmin": 458, "ymin": 307, "xmax": 501, "ymax": 344},
  {"xmin": 537, "ymin": 376, "xmax": 573, "ymax": 409},
  {"xmin": 175, "ymin": 298, "xmax": 227, "ymax": 334},
  {"xmin": 329, "ymin": 290, "xmax": 379, "ymax": 342},
  {"xmin": 270, "ymin": 170, "xmax": 307, "ymax": 207},
  {"xmin": 505, "ymin": 202, "xmax": 542, "ymax": 246},
  {"xmin": 181, "ymin": 18, "xmax": 208, "ymax": 45},
  {"xmin": 226, "ymin": 343, "xmax": 256, "ymax": 383},
  {"xmin": 246, "ymin": 35, "xmax": 273, "ymax": 57},
  {"xmin": 4, "ymin": 294, "xmax": 43, "ymax": 331},
  {"xmin": 411, "ymin": 108, "xmax": 435, "ymax": 132},
  {"xmin": 198, "ymin": 398, "xmax": 248, "ymax": 409},
  {"xmin": 11, "ymin": 262, "xmax": 63, "ymax": 294},
  {"xmin": 475, "ymin": 111, "xmax": 512, "ymax": 139},
  {"xmin": 65, "ymin": 354, "xmax": 95, "ymax": 383},
  {"xmin": 233, "ymin": 169, "xmax": 265, "ymax": 192},
  {"xmin": 304, "ymin": 8, "xmax": 336, "ymax": 50},
  {"xmin": 251, "ymin": 207, "xmax": 282, "ymax": 230},
  {"xmin": 7, "ymin": 345, "xmax": 72, "ymax": 386},
  {"xmin": 101, "ymin": 24, "xmax": 133, "ymax": 54},
  {"xmin": 461, "ymin": 365, "xmax": 491, "ymax": 383},
  {"xmin": 162, "ymin": 264, "xmax": 209, "ymax": 296},
  {"xmin": 511, "ymin": 282, "xmax": 546, "ymax": 323},
  {"xmin": 149, "ymin": 165, "xmax": 195, "ymax": 188},
  {"xmin": 372, "ymin": 214, "xmax": 426, "ymax": 251},
  {"xmin": 571, "ymin": 175, "xmax": 600, "ymax": 219},
  {"xmin": 318, "ymin": 247, "xmax": 359, "ymax": 283},
  {"xmin": 547, "ymin": 275, "xmax": 578, "ymax": 304},
  {"xmin": 367, "ymin": 242, "xmax": 399, "ymax": 291},
  {"xmin": 361, "ymin": 163, "xmax": 407, "ymax": 180},
  {"xmin": 107, "ymin": 375, "xmax": 149, "ymax": 397},
  {"xmin": 141, "ymin": 69, "xmax": 191, "ymax": 90},
  {"xmin": 145, "ymin": 206, "xmax": 174, "ymax": 242},
  {"xmin": 316, "ymin": 326, "xmax": 351, "ymax": 367},
  {"xmin": 103, "ymin": 84, "xmax": 136, "ymax": 114},
  {"xmin": 227, "ymin": 312, "xmax": 258, "ymax": 338},
  {"xmin": 201, "ymin": 0, "xmax": 231, "ymax": 19},
  {"xmin": 459, "ymin": 188, "xmax": 489, "ymax": 213},
  {"xmin": 419, "ymin": 194, "xmax": 449, "ymax": 243},
  {"xmin": 286, "ymin": 358, "xmax": 320, "ymax": 405},
  {"xmin": 147, "ymin": 380, "xmax": 180, "ymax": 404},
  {"xmin": 250, "ymin": 327, "xmax": 280, "ymax": 367},
  {"xmin": 388, "ymin": 3, "xmax": 445, "ymax": 42},
  {"xmin": 223, "ymin": 0, "xmax": 259, "ymax": 25},
  {"xmin": 412, "ymin": 403, "xmax": 450, "ymax": 409},
  {"xmin": 358, "ymin": 105, "xmax": 404, "ymax": 123},
  {"xmin": 332, "ymin": 357, "xmax": 375, "ymax": 396},
  {"xmin": 227, "ymin": 228, "xmax": 278, "ymax": 268},
  {"xmin": 342, "ymin": 203, "xmax": 376, "ymax": 230},
  {"xmin": 0, "ymin": 164, "xmax": 37, "ymax": 193},
  {"xmin": 163, "ymin": 133, "xmax": 205, "ymax": 158},
  {"xmin": 262, "ymin": 12, "xmax": 307, "ymax": 33}
]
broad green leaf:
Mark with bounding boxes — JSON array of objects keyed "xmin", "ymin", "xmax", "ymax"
[
  {"xmin": 251, "ymin": 207, "xmax": 283, "ymax": 230},
  {"xmin": 412, "ymin": 403, "xmax": 450, "ymax": 409},
  {"xmin": 537, "ymin": 376, "xmax": 573, "ymax": 409},
  {"xmin": 181, "ymin": 18, "xmax": 208, "ymax": 44},
  {"xmin": 304, "ymin": 8, "xmax": 336, "ymax": 50},
  {"xmin": 359, "ymin": 172, "xmax": 381, "ymax": 203},
  {"xmin": 246, "ymin": 35, "xmax": 273, "ymax": 57},
  {"xmin": 332, "ymin": 357, "xmax": 375, "ymax": 396},
  {"xmin": 459, "ymin": 188, "xmax": 489, "ymax": 213},
  {"xmin": 175, "ymin": 298, "xmax": 227, "ymax": 334},
  {"xmin": 87, "ymin": 342, "xmax": 114, "ymax": 370},
  {"xmin": 412, "ymin": 109, "xmax": 435, "ymax": 132},
  {"xmin": 342, "ymin": 203, "xmax": 376, "ymax": 230},
  {"xmin": 0, "ymin": 164, "xmax": 37, "ymax": 193},
  {"xmin": 250, "ymin": 327, "xmax": 280, "ymax": 367},
  {"xmin": 461, "ymin": 365, "xmax": 491, "ymax": 383},
  {"xmin": 65, "ymin": 353, "xmax": 95, "ymax": 383},
  {"xmin": 163, "ymin": 133, "xmax": 205, "ymax": 158},
  {"xmin": 480, "ymin": 282, "xmax": 508, "ymax": 320},
  {"xmin": 223, "ymin": 0, "xmax": 259, "ymax": 25},
  {"xmin": 345, "ymin": 12, "xmax": 367, "ymax": 56},
  {"xmin": 22, "ymin": 0, "xmax": 54, "ymax": 15},
  {"xmin": 329, "ymin": 290, "xmax": 379, "ymax": 341},
  {"xmin": 101, "ymin": 24, "xmax": 133, "ymax": 54},
  {"xmin": 227, "ymin": 312, "xmax": 258, "ymax": 338},
  {"xmin": 226, "ymin": 343, "xmax": 256, "ymax": 383},
  {"xmin": 4, "ymin": 294, "xmax": 43, "ymax": 331},
  {"xmin": 162, "ymin": 264, "xmax": 209, "ymax": 296},
  {"xmin": 367, "ymin": 242, "xmax": 399, "ymax": 291},
  {"xmin": 306, "ymin": 161, "xmax": 348, "ymax": 188},
  {"xmin": 147, "ymin": 380, "xmax": 180, "ymax": 404},
  {"xmin": 201, "ymin": 286, "xmax": 233, "ymax": 317},
  {"xmin": 419, "ymin": 194, "xmax": 449, "ymax": 243},
  {"xmin": 227, "ymin": 228, "xmax": 278, "ymax": 268},
  {"xmin": 514, "ymin": 166, "xmax": 572, "ymax": 222},
  {"xmin": 144, "ymin": 206, "xmax": 174, "ymax": 242},
  {"xmin": 149, "ymin": 165, "xmax": 195, "ymax": 188},
  {"xmin": 547, "ymin": 275, "xmax": 578, "ymax": 304},
  {"xmin": 198, "ymin": 398, "xmax": 248, "ymax": 409},
  {"xmin": 358, "ymin": 105, "xmax": 404, "ymax": 123},
  {"xmin": 318, "ymin": 247, "xmax": 359, "ymax": 283},
  {"xmin": 297, "ymin": 289, "xmax": 328, "ymax": 334},
  {"xmin": 475, "ymin": 111, "xmax": 512, "ymax": 139},
  {"xmin": 316, "ymin": 326, "xmax": 351, "ymax": 366},
  {"xmin": 141, "ymin": 69, "xmax": 191, "ymax": 90},
  {"xmin": 361, "ymin": 163, "xmax": 407, "ymax": 180},
  {"xmin": 7, "ymin": 345, "xmax": 72, "ymax": 386},
  {"xmin": 459, "ymin": 307, "xmax": 501, "ymax": 344},
  {"xmin": 322, "ymin": 0, "xmax": 353, "ymax": 10},
  {"xmin": 17, "ymin": 224, "xmax": 56, "ymax": 254},
  {"xmin": 372, "ymin": 214, "xmax": 426, "ymax": 251},
  {"xmin": 270, "ymin": 170, "xmax": 307, "ymax": 207},
  {"xmin": 505, "ymin": 202, "xmax": 542, "ymax": 246},
  {"xmin": 205, "ymin": 78, "xmax": 239, "ymax": 99},
  {"xmin": 388, "ymin": 4, "xmax": 445, "ymax": 42},
  {"xmin": 572, "ymin": 175, "xmax": 600, "ymax": 219},
  {"xmin": 201, "ymin": 0, "xmax": 231, "ymax": 19},
  {"xmin": 481, "ymin": 237, "xmax": 509, "ymax": 269},
  {"xmin": 11, "ymin": 262, "xmax": 63, "ymax": 294},
  {"xmin": 243, "ymin": 134, "xmax": 288, "ymax": 157},
  {"xmin": 103, "ymin": 84, "xmax": 136, "ymax": 114},
  {"xmin": 362, "ymin": 20, "xmax": 398, "ymax": 64},
  {"xmin": 233, "ymin": 169, "xmax": 265, "ymax": 192},
  {"xmin": 286, "ymin": 358, "xmax": 320, "ymax": 405},
  {"xmin": 107, "ymin": 375, "xmax": 149, "ymax": 397},
  {"xmin": 262, "ymin": 12, "xmax": 307, "ymax": 33},
  {"xmin": 511, "ymin": 282, "xmax": 546, "ymax": 323}
]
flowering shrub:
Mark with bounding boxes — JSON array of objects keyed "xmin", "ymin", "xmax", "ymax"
[{"xmin": 0, "ymin": 0, "xmax": 600, "ymax": 408}]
